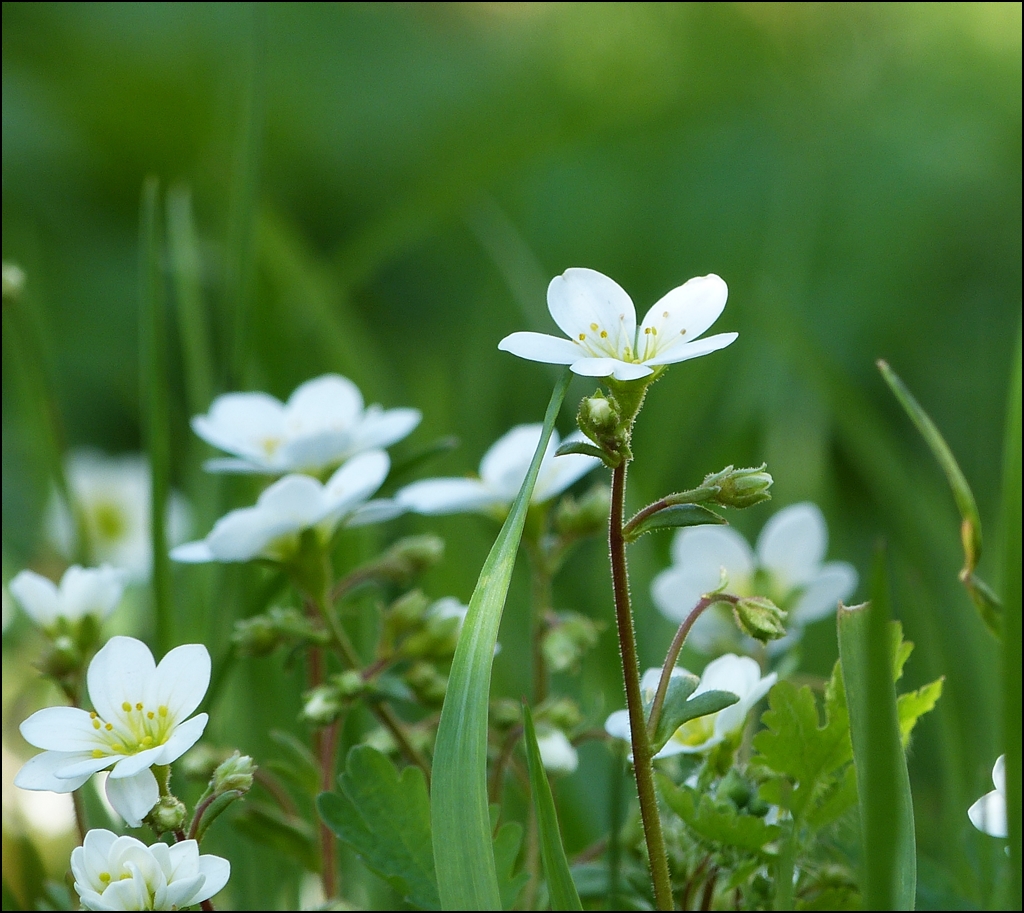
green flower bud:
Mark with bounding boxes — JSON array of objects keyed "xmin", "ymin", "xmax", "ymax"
[
  {"xmin": 490, "ymin": 697, "xmax": 523, "ymax": 730},
  {"xmin": 379, "ymin": 535, "xmax": 445, "ymax": 583},
  {"xmin": 542, "ymin": 611, "xmax": 603, "ymax": 674},
  {"xmin": 332, "ymin": 669, "xmax": 365, "ymax": 699},
  {"xmin": 42, "ymin": 635, "xmax": 83, "ymax": 679},
  {"xmin": 732, "ymin": 595, "xmax": 787, "ymax": 642},
  {"xmin": 577, "ymin": 390, "xmax": 629, "ymax": 462},
  {"xmin": 148, "ymin": 796, "xmax": 187, "ymax": 833},
  {"xmin": 553, "ymin": 483, "xmax": 610, "ymax": 539},
  {"xmin": 211, "ymin": 751, "xmax": 256, "ymax": 795},
  {"xmin": 231, "ymin": 613, "xmax": 281, "ymax": 657},
  {"xmin": 387, "ymin": 589, "xmax": 431, "ymax": 632},
  {"xmin": 300, "ymin": 683, "xmax": 344, "ymax": 726},
  {"xmin": 537, "ymin": 696, "xmax": 583, "ymax": 731},
  {"xmin": 404, "ymin": 661, "xmax": 449, "ymax": 705},
  {"xmin": 703, "ymin": 464, "xmax": 773, "ymax": 509}
]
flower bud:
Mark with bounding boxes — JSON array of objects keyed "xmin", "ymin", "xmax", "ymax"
[
  {"xmin": 211, "ymin": 751, "xmax": 256, "ymax": 795},
  {"xmin": 380, "ymin": 535, "xmax": 445, "ymax": 582},
  {"xmin": 703, "ymin": 464, "xmax": 773, "ymax": 509},
  {"xmin": 490, "ymin": 697, "xmax": 522, "ymax": 730},
  {"xmin": 577, "ymin": 391, "xmax": 628, "ymax": 462},
  {"xmin": 386, "ymin": 589, "xmax": 431, "ymax": 633},
  {"xmin": 41, "ymin": 634, "xmax": 83, "ymax": 679},
  {"xmin": 553, "ymin": 483, "xmax": 610, "ymax": 539},
  {"xmin": 148, "ymin": 796, "xmax": 187, "ymax": 833},
  {"xmin": 733, "ymin": 595, "xmax": 787, "ymax": 642},
  {"xmin": 537, "ymin": 696, "xmax": 583, "ymax": 731},
  {"xmin": 405, "ymin": 661, "xmax": 449, "ymax": 705},
  {"xmin": 300, "ymin": 683, "xmax": 345, "ymax": 726},
  {"xmin": 542, "ymin": 611, "xmax": 602, "ymax": 674},
  {"xmin": 332, "ymin": 669, "xmax": 365, "ymax": 699}
]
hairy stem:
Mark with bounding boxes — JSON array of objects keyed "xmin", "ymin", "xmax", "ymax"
[{"xmin": 609, "ymin": 462, "xmax": 673, "ymax": 910}]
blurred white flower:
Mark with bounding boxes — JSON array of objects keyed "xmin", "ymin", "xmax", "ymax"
[
  {"xmin": 397, "ymin": 424, "xmax": 600, "ymax": 517},
  {"xmin": 171, "ymin": 449, "xmax": 399, "ymax": 564},
  {"xmin": 191, "ymin": 373, "xmax": 421, "ymax": 475},
  {"xmin": 71, "ymin": 828, "xmax": 229, "ymax": 911},
  {"xmin": 14, "ymin": 636, "xmax": 210, "ymax": 827},
  {"xmin": 536, "ymin": 728, "xmax": 579, "ymax": 775},
  {"xmin": 8, "ymin": 564, "xmax": 126, "ymax": 631},
  {"xmin": 46, "ymin": 449, "xmax": 190, "ymax": 581},
  {"xmin": 968, "ymin": 755, "xmax": 1007, "ymax": 838},
  {"xmin": 498, "ymin": 268, "xmax": 736, "ymax": 382},
  {"xmin": 652, "ymin": 502, "xmax": 857, "ymax": 654},
  {"xmin": 604, "ymin": 655, "xmax": 775, "ymax": 757}
]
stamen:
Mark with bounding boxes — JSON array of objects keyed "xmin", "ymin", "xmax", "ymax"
[
  {"xmin": 135, "ymin": 702, "xmax": 143, "ymax": 711},
  {"xmin": 99, "ymin": 873, "xmax": 111, "ymax": 884},
  {"xmin": 105, "ymin": 723, "xmax": 113, "ymax": 730},
  {"xmin": 92, "ymin": 749, "xmax": 106, "ymax": 759},
  {"xmin": 122, "ymin": 702, "xmax": 131, "ymax": 712},
  {"xmin": 663, "ymin": 310, "xmax": 669, "ymax": 318},
  {"xmin": 644, "ymin": 327, "xmax": 651, "ymax": 335},
  {"xmin": 89, "ymin": 711, "xmax": 98, "ymax": 719},
  {"xmin": 92, "ymin": 719, "xmax": 101, "ymax": 730},
  {"xmin": 158, "ymin": 706, "xmax": 168, "ymax": 717},
  {"xmin": 141, "ymin": 736, "xmax": 154, "ymax": 746},
  {"xmin": 147, "ymin": 711, "xmax": 155, "ymax": 719},
  {"xmin": 680, "ymin": 329, "xmax": 687, "ymax": 336},
  {"xmin": 578, "ymin": 333, "xmax": 586, "ymax": 341},
  {"xmin": 590, "ymin": 322, "xmax": 598, "ymax": 331},
  {"xmin": 111, "ymin": 743, "xmax": 124, "ymax": 752}
]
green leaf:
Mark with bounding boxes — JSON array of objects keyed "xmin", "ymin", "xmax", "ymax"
[
  {"xmin": 877, "ymin": 358, "xmax": 1001, "ymax": 637},
  {"xmin": 138, "ymin": 176, "xmax": 174, "ymax": 653},
  {"xmin": 837, "ymin": 553, "xmax": 917, "ymax": 911},
  {"xmin": 554, "ymin": 439, "xmax": 613, "ymax": 463},
  {"xmin": 431, "ymin": 370, "xmax": 571, "ymax": 911},
  {"xmin": 623, "ymin": 503, "xmax": 726, "ymax": 543},
  {"xmin": 803, "ymin": 764, "xmax": 858, "ymax": 831},
  {"xmin": 493, "ymin": 818, "xmax": 530, "ymax": 911},
  {"xmin": 266, "ymin": 729, "xmax": 320, "ymax": 797},
  {"xmin": 897, "ymin": 678, "xmax": 945, "ymax": 746},
  {"xmin": 317, "ymin": 745, "xmax": 440, "ymax": 910},
  {"xmin": 649, "ymin": 680, "xmax": 738, "ymax": 757},
  {"xmin": 522, "ymin": 703, "xmax": 583, "ymax": 910},
  {"xmin": 658, "ymin": 777, "xmax": 781, "ymax": 851}
]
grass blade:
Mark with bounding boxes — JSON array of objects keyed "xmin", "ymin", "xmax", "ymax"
[
  {"xmin": 838, "ymin": 550, "xmax": 916, "ymax": 910},
  {"xmin": 139, "ymin": 176, "xmax": 173, "ymax": 652},
  {"xmin": 999, "ymin": 325, "xmax": 1022, "ymax": 909},
  {"xmin": 521, "ymin": 703, "xmax": 583, "ymax": 911},
  {"xmin": 432, "ymin": 370, "xmax": 571, "ymax": 911}
]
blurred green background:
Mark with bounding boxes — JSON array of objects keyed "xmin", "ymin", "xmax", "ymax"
[{"xmin": 2, "ymin": 2, "xmax": 1020, "ymax": 909}]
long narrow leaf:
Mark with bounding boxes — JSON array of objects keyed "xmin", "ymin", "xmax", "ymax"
[
  {"xmin": 999, "ymin": 325, "xmax": 1022, "ymax": 909},
  {"xmin": 139, "ymin": 177, "xmax": 173, "ymax": 653},
  {"xmin": 432, "ymin": 370, "xmax": 571, "ymax": 911},
  {"xmin": 522, "ymin": 703, "xmax": 583, "ymax": 911},
  {"xmin": 837, "ymin": 552, "xmax": 916, "ymax": 910}
]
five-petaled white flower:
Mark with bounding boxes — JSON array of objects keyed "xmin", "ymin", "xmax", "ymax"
[
  {"xmin": 397, "ymin": 424, "xmax": 600, "ymax": 518},
  {"xmin": 536, "ymin": 728, "xmax": 579, "ymax": 775},
  {"xmin": 46, "ymin": 449, "xmax": 191, "ymax": 581},
  {"xmin": 8, "ymin": 564, "xmax": 126, "ymax": 631},
  {"xmin": 968, "ymin": 755, "xmax": 1007, "ymax": 838},
  {"xmin": 191, "ymin": 373, "xmax": 421, "ymax": 475},
  {"xmin": 15, "ymin": 636, "xmax": 210, "ymax": 828},
  {"xmin": 171, "ymin": 449, "xmax": 400, "ymax": 564},
  {"xmin": 498, "ymin": 268, "xmax": 737, "ymax": 381},
  {"xmin": 604, "ymin": 654, "xmax": 776, "ymax": 757},
  {"xmin": 71, "ymin": 828, "xmax": 230, "ymax": 911},
  {"xmin": 652, "ymin": 502, "xmax": 857, "ymax": 655}
]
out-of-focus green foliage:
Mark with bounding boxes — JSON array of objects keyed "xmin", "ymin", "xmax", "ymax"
[{"xmin": 3, "ymin": 3, "xmax": 1020, "ymax": 909}]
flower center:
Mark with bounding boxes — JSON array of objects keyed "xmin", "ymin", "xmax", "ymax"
[
  {"xmin": 574, "ymin": 316, "xmax": 632, "ymax": 360},
  {"xmin": 672, "ymin": 713, "xmax": 717, "ymax": 749},
  {"xmin": 91, "ymin": 499, "xmax": 128, "ymax": 543},
  {"xmin": 89, "ymin": 702, "xmax": 172, "ymax": 758}
]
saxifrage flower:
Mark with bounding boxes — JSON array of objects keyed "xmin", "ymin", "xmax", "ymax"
[
  {"xmin": 191, "ymin": 373, "xmax": 421, "ymax": 475},
  {"xmin": 652, "ymin": 502, "xmax": 858, "ymax": 654},
  {"xmin": 71, "ymin": 828, "xmax": 229, "ymax": 911},
  {"xmin": 968, "ymin": 755, "xmax": 1007, "ymax": 838},
  {"xmin": 396, "ymin": 424, "xmax": 600, "ymax": 517},
  {"xmin": 170, "ymin": 449, "xmax": 399, "ymax": 564},
  {"xmin": 8, "ymin": 564, "xmax": 126, "ymax": 631},
  {"xmin": 498, "ymin": 268, "xmax": 737, "ymax": 381},
  {"xmin": 14, "ymin": 636, "xmax": 210, "ymax": 827}
]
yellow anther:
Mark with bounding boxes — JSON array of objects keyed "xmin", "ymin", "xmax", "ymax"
[
  {"xmin": 122, "ymin": 702, "xmax": 132, "ymax": 712},
  {"xmin": 141, "ymin": 736, "xmax": 154, "ymax": 746},
  {"xmin": 600, "ymin": 330, "xmax": 608, "ymax": 338},
  {"xmin": 158, "ymin": 706, "xmax": 168, "ymax": 717},
  {"xmin": 147, "ymin": 711, "xmax": 155, "ymax": 719},
  {"xmin": 590, "ymin": 322, "xmax": 598, "ymax": 331},
  {"xmin": 111, "ymin": 743, "xmax": 124, "ymax": 752},
  {"xmin": 644, "ymin": 327, "xmax": 651, "ymax": 335},
  {"xmin": 99, "ymin": 872, "xmax": 111, "ymax": 884},
  {"xmin": 119, "ymin": 873, "xmax": 132, "ymax": 881},
  {"xmin": 679, "ymin": 328, "xmax": 687, "ymax": 336},
  {"xmin": 578, "ymin": 333, "xmax": 586, "ymax": 341},
  {"xmin": 135, "ymin": 702, "xmax": 143, "ymax": 711},
  {"xmin": 92, "ymin": 719, "xmax": 101, "ymax": 730},
  {"xmin": 105, "ymin": 722, "xmax": 113, "ymax": 730},
  {"xmin": 663, "ymin": 310, "xmax": 669, "ymax": 318},
  {"xmin": 90, "ymin": 711, "xmax": 98, "ymax": 719},
  {"xmin": 92, "ymin": 749, "xmax": 106, "ymax": 759}
]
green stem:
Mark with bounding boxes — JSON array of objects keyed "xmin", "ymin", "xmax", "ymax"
[
  {"xmin": 609, "ymin": 462, "xmax": 673, "ymax": 910},
  {"xmin": 526, "ymin": 541, "xmax": 554, "ymax": 705}
]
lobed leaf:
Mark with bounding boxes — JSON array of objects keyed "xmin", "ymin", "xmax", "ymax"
[{"xmin": 658, "ymin": 777, "xmax": 781, "ymax": 852}]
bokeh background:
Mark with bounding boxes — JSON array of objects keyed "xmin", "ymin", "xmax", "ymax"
[{"xmin": 3, "ymin": 3, "xmax": 1020, "ymax": 909}]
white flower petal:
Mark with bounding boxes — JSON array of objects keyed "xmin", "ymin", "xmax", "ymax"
[
  {"xmin": 57, "ymin": 755, "xmax": 121, "ymax": 780},
  {"xmin": 639, "ymin": 274, "xmax": 729, "ymax": 348},
  {"xmin": 397, "ymin": 478, "xmax": 501, "ymax": 515},
  {"xmin": 109, "ymin": 747, "xmax": 165, "ymax": 779},
  {"xmin": 350, "ymin": 407, "xmax": 422, "ymax": 452},
  {"xmin": 105, "ymin": 768, "xmax": 159, "ymax": 828},
  {"xmin": 150, "ymin": 644, "xmax": 211, "ymax": 720},
  {"xmin": 323, "ymin": 449, "xmax": 390, "ymax": 516},
  {"xmin": 571, "ymin": 356, "xmax": 653, "ymax": 380},
  {"xmin": 547, "ymin": 268, "xmax": 637, "ymax": 357},
  {"xmin": 497, "ymin": 331, "xmax": 581, "ymax": 365},
  {"xmin": 286, "ymin": 374, "xmax": 363, "ymax": 432},
  {"xmin": 15, "ymin": 751, "xmax": 97, "ymax": 792},
  {"xmin": 9, "ymin": 570, "xmax": 60, "ymax": 627},
  {"xmin": 169, "ymin": 540, "xmax": 216, "ymax": 563},
  {"xmin": 790, "ymin": 562, "xmax": 858, "ymax": 625},
  {"xmin": 683, "ymin": 605, "xmax": 742, "ymax": 654},
  {"xmin": 60, "ymin": 565, "xmax": 126, "ymax": 622},
  {"xmin": 992, "ymin": 754, "xmax": 1006, "ymax": 794},
  {"xmin": 88, "ymin": 636, "xmax": 157, "ymax": 724},
  {"xmin": 643, "ymin": 331, "xmax": 739, "ymax": 367},
  {"xmin": 344, "ymin": 499, "xmax": 404, "ymax": 528},
  {"xmin": 479, "ymin": 425, "xmax": 542, "ymax": 499},
  {"xmin": 192, "ymin": 392, "xmax": 286, "ymax": 464},
  {"xmin": 193, "ymin": 853, "xmax": 231, "ymax": 903},
  {"xmin": 166, "ymin": 875, "xmax": 207, "ymax": 910},
  {"xmin": 669, "ymin": 524, "xmax": 755, "ymax": 585},
  {"xmin": 968, "ymin": 789, "xmax": 1008, "ymax": 838},
  {"xmin": 756, "ymin": 502, "xmax": 828, "ymax": 588},
  {"xmin": 536, "ymin": 730, "xmax": 579, "ymax": 774},
  {"xmin": 604, "ymin": 709, "xmax": 632, "ymax": 742},
  {"xmin": 278, "ymin": 431, "xmax": 358, "ymax": 475},
  {"xmin": 153, "ymin": 713, "xmax": 209, "ymax": 765},
  {"xmin": 651, "ymin": 564, "xmax": 725, "ymax": 624},
  {"xmin": 202, "ymin": 456, "xmax": 263, "ymax": 474}
]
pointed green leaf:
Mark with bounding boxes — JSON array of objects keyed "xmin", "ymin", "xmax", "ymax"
[
  {"xmin": 431, "ymin": 370, "xmax": 571, "ymax": 911},
  {"xmin": 649, "ymin": 679, "xmax": 738, "ymax": 756},
  {"xmin": 838, "ymin": 553, "xmax": 917, "ymax": 911},
  {"xmin": 493, "ymin": 818, "xmax": 530, "ymax": 911},
  {"xmin": 555, "ymin": 439, "xmax": 613, "ymax": 463},
  {"xmin": 317, "ymin": 745, "xmax": 440, "ymax": 910},
  {"xmin": 522, "ymin": 703, "xmax": 583, "ymax": 911},
  {"xmin": 623, "ymin": 503, "xmax": 726, "ymax": 543},
  {"xmin": 897, "ymin": 678, "xmax": 944, "ymax": 746},
  {"xmin": 658, "ymin": 777, "xmax": 781, "ymax": 852}
]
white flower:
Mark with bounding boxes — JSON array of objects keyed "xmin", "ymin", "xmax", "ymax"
[
  {"xmin": 8, "ymin": 565, "xmax": 126, "ymax": 631},
  {"xmin": 652, "ymin": 502, "xmax": 858, "ymax": 654},
  {"xmin": 604, "ymin": 655, "xmax": 776, "ymax": 757},
  {"xmin": 71, "ymin": 828, "xmax": 229, "ymax": 911},
  {"xmin": 46, "ymin": 449, "xmax": 191, "ymax": 581},
  {"xmin": 191, "ymin": 373, "xmax": 421, "ymax": 475},
  {"xmin": 396, "ymin": 424, "xmax": 600, "ymax": 517},
  {"xmin": 536, "ymin": 728, "xmax": 579, "ymax": 775},
  {"xmin": 968, "ymin": 755, "xmax": 1007, "ymax": 838},
  {"xmin": 498, "ymin": 268, "xmax": 737, "ymax": 382},
  {"xmin": 171, "ymin": 449, "xmax": 399, "ymax": 564},
  {"xmin": 14, "ymin": 636, "xmax": 210, "ymax": 827}
]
